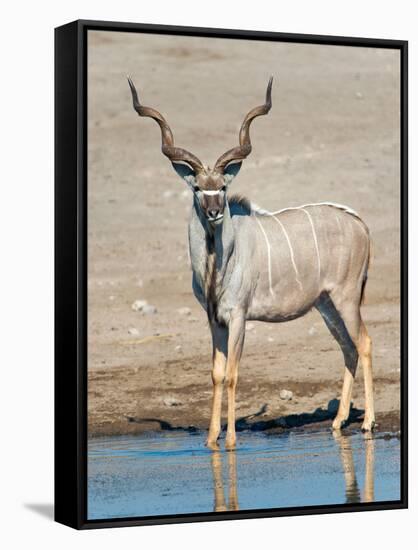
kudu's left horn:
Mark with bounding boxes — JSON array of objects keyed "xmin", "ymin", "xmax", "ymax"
[{"xmin": 127, "ymin": 76, "xmax": 204, "ymax": 173}]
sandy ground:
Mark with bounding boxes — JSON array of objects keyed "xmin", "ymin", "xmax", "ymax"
[{"xmin": 87, "ymin": 31, "xmax": 401, "ymax": 438}]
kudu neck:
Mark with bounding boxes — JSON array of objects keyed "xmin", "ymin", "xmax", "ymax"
[{"xmin": 190, "ymin": 197, "xmax": 235, "ymax": 274}]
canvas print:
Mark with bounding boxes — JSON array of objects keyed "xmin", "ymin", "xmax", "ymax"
[{"xmin": 87, "ymin": 30, "xmax": 402, "ymax": 520}]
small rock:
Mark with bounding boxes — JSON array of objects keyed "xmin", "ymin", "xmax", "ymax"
[
  {"xmin": 279, "ymin": 389, "xmax": 293, "ymax": 401},
  {"xmin": 188, "ymin": 316, "xmax": 198, "ymax": 322},
  {"xmin": 163, "ymin": 397, "xmax": 182, "ymax": 407},
  {"xmin": 163, "ymin": 190, "xmax": 174, "ymax": 199},
  {"xmin": 128, "ymin": 327, "xmax": 139, "ymax": 336},
  {"xmin": 267, "ymin": 336, "xmax": 274, "ymax": 343},
  {"xmin": 355, "ymin": 91, "xmax": 364, "ymax": 99},
  {"xmin": 177, "ymin": 307, "xmax": 192, "ymax": 316},
  {"xmin": 143, "ymin": 304, "xmax": 157, "ymax": 314},
  {"xmin": 109, "ymin": 295, "xmax": 115, "ymax": 301},
  {"xmin": 175, "ymin": 345, "xmax": 182, "ymax": 352},
  {"xmin": 131, "ymin": 299, "xmax": 157, "ymax": 314},
  {"xmin": 308, "ymin": 326, "xmax": 317, "ymax": 336},
  {"xmin": 131, "ymin": 299, "xmax": 147, "ymax": 311}
]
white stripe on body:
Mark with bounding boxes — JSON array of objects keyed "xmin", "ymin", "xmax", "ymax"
[
  {"xmin": 335, "ymin": 212, "xmax": 343, "ymax": 281},
  {"xmin": 300, "ymin": 208, "xmax": 321, "ymax": 281},
  {"xmin": 251, "ymin": 201, "xmax": 361, "ymax": 220},
  {"xmin": 271, "ymin": 215, "xmax": 303, "ymax": 291},
  {"xmin": 254, "ymin": 217, "xmax": 275, "ymax": 296}
]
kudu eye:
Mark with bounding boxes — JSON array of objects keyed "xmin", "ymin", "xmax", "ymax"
[
  {"xmin": 193, "ymin": 185, "xmax": 200, "ymax": 192},
  {"xmin": 221, "ymin": 185, "xmax": 227, "ymax": 192}
]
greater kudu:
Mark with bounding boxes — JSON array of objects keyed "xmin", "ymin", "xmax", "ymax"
[{"xmin": 128, "ymin": 76, "xmax": 375, "ymax": 450}]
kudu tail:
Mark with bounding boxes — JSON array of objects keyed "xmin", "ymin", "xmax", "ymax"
[{"xmin": 360, "ymin": 239, "xmax": 372, "ymax": 306}]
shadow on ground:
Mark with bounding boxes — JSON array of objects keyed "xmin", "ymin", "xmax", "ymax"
[
  {"xmin": 24, "ymin": 503, "xmax": 54, "ymax": 521},
  {"xmin": 126, "ymin": 399, "xmax": 365, "ymax": 434}
]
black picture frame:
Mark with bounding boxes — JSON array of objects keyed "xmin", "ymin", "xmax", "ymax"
[{"xmin": 55, "ymin": 19, "xmax": 408, "ymax": 530}]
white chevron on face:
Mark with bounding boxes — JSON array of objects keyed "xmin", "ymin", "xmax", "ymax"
[{"xmin": 202, "ymin": 189, "xmax": 221, "ymax": 196}]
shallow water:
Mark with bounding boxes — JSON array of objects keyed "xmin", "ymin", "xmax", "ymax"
[{"xmin": 88, "ymin": 430, "xmax": 400, "ymax": 520}]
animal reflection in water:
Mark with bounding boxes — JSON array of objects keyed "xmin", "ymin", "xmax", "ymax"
[
  {"xmin": 210, "ymin": 434, "xmax": 375, "ymax": 512},
  {"xmin": 334, "ymin": 433, "xmax": 375, "ymax": 504},
  {"xmin": 211, "ymin": 451, "xmax": 239, "ymax": 512}
]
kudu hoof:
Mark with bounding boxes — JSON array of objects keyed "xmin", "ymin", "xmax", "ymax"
[
  {"xmin": 206, "ymin": 439, "xmax": 220, "ymax": 451},
  {"xmin": 225, "ymin": 439, "xmax": 237, "ymax": 451},
  {"xmin": 361, "ymin": 419, "xmax": 376, "ymax": 432},
  {"xmin": 332, "ymin": 416, "xmax": 348, "ymax": 431}
]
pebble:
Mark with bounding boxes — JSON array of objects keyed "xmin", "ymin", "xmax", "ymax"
[
  {"xmin": 128, "ymin": 328, "xmax": 139, "ymax": 336},
  {"xmin": 355, "ymin": 91, "xmax": 364, "ymax": 99},
  {"xmin": 279, "ymin": 389, "xmax": 293, "ymax": 401},
  {"xmin": 308, "ymin": 326, "xmax": 317, "ymax": 336},
  {"xmin": 177, "ymin": 307, "xmax": 192, "ymax": 316},
  {"xmin": 267, "ymin": 336, "xmax": 275, "ymax": 343},
  {"xmin": 163, "ymin": 397, "xmax": 182, "ymax": 407},
  {"xmin": 175, "ymin": 345, "xmax": 182, "ymax": 352},
  {"xmin": 131, "ymin": 299, "xmax": 157, "ymax": 314}
]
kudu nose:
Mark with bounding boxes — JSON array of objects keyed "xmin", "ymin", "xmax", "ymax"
[{"xmin": 208, "ymin": 209, "xmax": 220, "ymax": 219}]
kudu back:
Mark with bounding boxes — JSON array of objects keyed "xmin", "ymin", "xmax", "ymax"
[{"xmin": 128, "ymin": 76, "xmax": 375, "ymax": 450}]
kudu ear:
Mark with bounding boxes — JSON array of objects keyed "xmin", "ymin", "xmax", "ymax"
[
  {"xmin": 171, "ymin": 162, "xmax": 197, "ymax": 186},
  {"xmin": 223, "ymin": 161, "xmax": 242, "ymax": 184}
]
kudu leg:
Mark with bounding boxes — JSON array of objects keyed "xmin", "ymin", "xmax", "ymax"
[
  {"xmin": 358, "ymin": 321, "xmax": 375, "ymax": 431},
  {"xmin": 317, "ymin": 292, "xmax": 375, "ymax": 432},
  {"xmin": 207, "ymin": 323, "xmax": 228, "ymax": 450},
  {"xmin": 316, "ymin": 293, "xmax": 359, "ymax": 430},
  {"xmin": 334, "ymin": 301, "xmax": 375, "ymax": 431},
  {"xmin": 225, "ymin": 315, "xmax": 245, "ymax": 450}
]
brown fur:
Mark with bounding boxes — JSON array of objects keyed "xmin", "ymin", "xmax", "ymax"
[{"xmin": 204, "ymin": 235, "xmax": 218, "ymax": 324}]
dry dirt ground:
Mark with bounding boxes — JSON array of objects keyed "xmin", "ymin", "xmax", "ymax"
[{"xmin": 87, "ymin": 31, "xmax": 401, "ymax": 438}]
